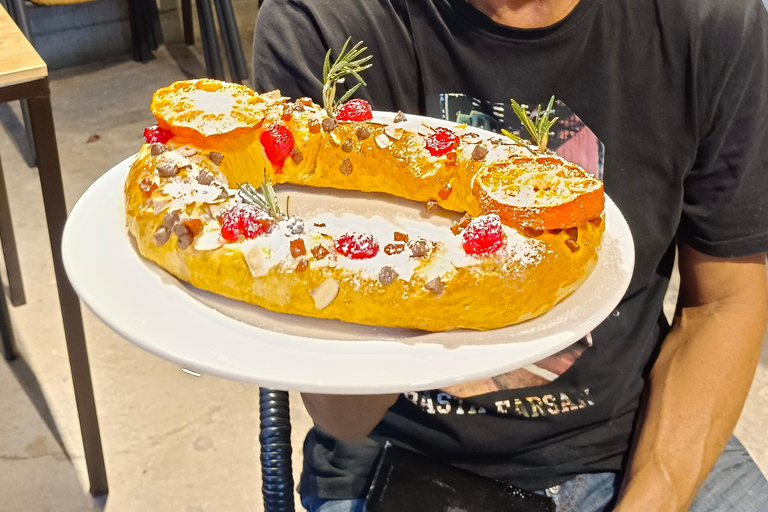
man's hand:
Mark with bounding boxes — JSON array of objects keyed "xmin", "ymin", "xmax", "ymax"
[
  {"xmin": 301, "ymin": 393, "xmax": 399, "ymax": 442},
  {"xmin": 615, "ymin": 242, "xmax": 767, "ymax": 511}
]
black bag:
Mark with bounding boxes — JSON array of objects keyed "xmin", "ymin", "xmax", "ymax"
[{"xmin": 366, "ymin": 443, "xmax": 555, "ymax": 512}]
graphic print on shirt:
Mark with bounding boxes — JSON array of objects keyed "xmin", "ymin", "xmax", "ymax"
[
  {"xmin": 439, "ymin": 93, "xmax": 604, "ymax": 179},
  {"xmin": 405, "ymin": 94, "xmax": 604, "ymax": 417}
]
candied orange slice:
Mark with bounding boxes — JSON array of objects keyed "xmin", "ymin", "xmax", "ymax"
[
  {"xmin": 473, "ymin": 156, "xmax": 604, "ymax": 230},
  {"xmin": 150, "ymin": 79, "xmax": 266, "ymax": 139}
]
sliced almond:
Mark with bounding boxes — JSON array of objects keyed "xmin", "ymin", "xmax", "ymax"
[
  {"xmin": 375, "ymin": 134, "xmax": 391, "ymax": 149},
  {"xmin": 310, "ymin": 277, "xmax": 339, "ymax": 310},
  {"xmin": 175, "ymin": 146, "xmax": 198, "ymax": 157},
  {"xmin": 243, "ymin": 246, "xmax": 269, "ymax": 278},
  {"xmin": 384, "ymin": 125, "xmax": 403, "ymax": 140},
  {"xmin": 194, "ymin": 230, "xmax": 224, "ymax": 251}
]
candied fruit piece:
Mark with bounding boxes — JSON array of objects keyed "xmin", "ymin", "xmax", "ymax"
[
  {"xmin": 335, "ymin": 232, "xmax": 379, "ymax": 259},
  {"xmin": 425, "ymin": 127, "xmax": 459, "ymax": 157},
  {"xmin": 218, "ymin": 203, "xmax": 271, "ymax": 242},
  {"xmin": 462, "ymin": 214, "xmax": 505, "ymax": 255},
  {"xmin": 260, "ymin": 124, "xmax": 295, "ymax": 168},
  {"xmin": 336, "ymin": 99, "xmax": 373, "ymax": 122},
  {"xmin": 144, "ymin": 124, "xmax": 173, "ymax": 144}
]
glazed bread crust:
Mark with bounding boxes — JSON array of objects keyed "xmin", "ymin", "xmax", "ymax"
[{"xmin": 125, "ymin": 80, "xmax": 604, "ymax": 331}]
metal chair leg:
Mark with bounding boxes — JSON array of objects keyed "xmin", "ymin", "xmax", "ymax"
[
  {"xmin": 0, "ymin": 154, "xmax": 26, "ymax": 307},
  {"xmin": 27, "ymin": 82, "xmax": 108, "ymax": 496},
  {"xmin": 8, "ymin": 0, "xmax": 32, "ymax": 39},
  {"xmin": 260, "ymin": 389, "xmax": 295, "ymax": 512},
  {"xmin": 213, "ymin": 0, "xmax": 247, "ymax": 83},
  {"xmin": 212, "ymin": 0, "xmax": 238, "ymax": 82},
  {"xmin": 181, "ymin": 0, "xmax": 195, "ymax": 45},
  {"xmin": 195, "ymin": 0, "xmax": 225, "ymax": 80}
]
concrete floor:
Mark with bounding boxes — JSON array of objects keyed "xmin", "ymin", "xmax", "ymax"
[{"xmin": 0, "ymin": 9, "xmax": 767, "ymax": 511}]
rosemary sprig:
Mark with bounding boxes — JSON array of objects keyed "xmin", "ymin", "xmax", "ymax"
[
  {"xmin": 237, "ymin": 170, "xmax": 283, "ymax": 219},
  {"xmin": 503, "ymin": 96, "xmax": 559, "ymax": 151},
  {"xmin": 322, "ymin": 37, "xmax": 373, "ymax": 116}
]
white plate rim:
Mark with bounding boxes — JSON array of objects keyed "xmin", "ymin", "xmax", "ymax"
[{"xmin": 62, "ymin": 155, "xmax": 635, "ymax": 394}]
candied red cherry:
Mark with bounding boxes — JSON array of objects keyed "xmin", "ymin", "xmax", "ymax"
[
  {"xmin": 336, "ymin": 99, "xmax": 373, "ymax": 122},
  {"xmin": 335, "ymin": 232, "xmax": 379, "ymax": 259},
  {"xmin": 143, "ymin": 124, "xmax": 174, "ymax": 144},
  {"xmin": 218, "ymin": 203, "xmax": 271, "ymax": 242},
  {"xmin": 462, "ymin": 214, "xmax": 505, "ymax": 255},
  {"xmin": 425, "ymin": 127, "xmax": 459, "ymax": 157},
  {"xmin": 260, "ymin": 124, "xmax": 295, "ymax": 169}
]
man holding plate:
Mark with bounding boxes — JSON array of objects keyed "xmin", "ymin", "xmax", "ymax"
[{"xmin": 253, "ymin": 0, "xmax": 768, "ymax": 510}]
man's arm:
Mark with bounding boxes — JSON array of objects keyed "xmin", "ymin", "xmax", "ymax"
[
  {"xmin": 615, "ymin": 242, "xmax": 767, "ymax": 511},
  {"xmin": 301, "ymin": 393, "xmax": 399, "ymax": 441}
]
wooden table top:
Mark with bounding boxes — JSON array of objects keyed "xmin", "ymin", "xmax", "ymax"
[{"xmin": 0, "ymin": 5, "xmax": 47, "ymax": 88}]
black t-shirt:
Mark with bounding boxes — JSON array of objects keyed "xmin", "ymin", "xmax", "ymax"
[{"xmin": 253, "ymin": 0, "xmax": 768, "ymax": 498}]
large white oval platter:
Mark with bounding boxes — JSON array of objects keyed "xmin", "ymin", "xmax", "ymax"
[{"xmin": 62, "ymin": 156, "xmax": 634, "ymax": 394}]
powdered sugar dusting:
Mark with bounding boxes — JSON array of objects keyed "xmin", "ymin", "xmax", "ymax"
[{"xmin": 226, "ymin": 210, "xmax": 544, "ymax": 288}]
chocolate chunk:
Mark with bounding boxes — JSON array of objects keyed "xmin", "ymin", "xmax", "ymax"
[
  {"xmin": 341, "ymin": 140, "xmax": 353, "ymax": 152},
  {"xmin": 410, "ymin": 239, "xmax": 430, "ymax": 258},
  {"xmin": 217, "ymin": 188, "xmax": 229, "ymax": 200},
  {"xmin": 177, "ymin": 232, "xmax": 194, "ymax": 250},
  {"xmin": 393, "ymin": 111, "xmax": 407, "ymax": 123},
  {"xmin": 379, "ymin": 266, "xmax": 398, "ymax": 286},
  {"xmin": 471, "ymin": 145, "xmax": 489, "ymax": 161},
  {"xmin": 291, "ymin": 148, "xmax": 304, "ymax": 164},
  {"xmin": 425, "ymin": 277, "xmax": 444, "ymax": 295},
  {"xmin": 293, "ymin": 100, "xmax": 305, "ymax": 112},
  {"xmin": 208, "ymin": 151, "xmax": 225, "ymax": 165},
  {"xmin": 153, "ymin": 226, "xmax": 170, "ymax": 246},
  {"xmin": 157, "ymin": 162, "xmax": 179, "ymax": 178},
  {"xmin": 197, "ymin": 171, "xmax": 214, "ymax": 185},
  {"xmin": 340, "ymin": 158, "xmax": 353, "ymax": 175},
  {"xmin": 565, "ymin": 239, "xmax": 580, "ymax": 252},
  {"xmin": 308, "ymin": 119, "xmax": 321, "ymax": 133},
  {"xmin": 523, "ymin": 226, "xmax": 544, "ymax": 238},
  {"xmin": 172, "ymin": 221, "xmax": 190, "ymax": 237},
  {"xmin": 150, "ymin": 143, "xmax": 166, "ymax": 156},
  {"xmin": 356, "ymin": 127, "xmax": 371, "ymax": 140},
  {"xmin": 163, "ymin": 211, "xmax": 180, "ymax": 230},
  {"xmin": 321, "ymin": 117, "xmax": 336, "ymax": 132}
]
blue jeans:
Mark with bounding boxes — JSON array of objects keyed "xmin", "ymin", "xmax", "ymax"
[{"xmin": 301, "ymin": 437, "xmax": 768, "ymax": 512}]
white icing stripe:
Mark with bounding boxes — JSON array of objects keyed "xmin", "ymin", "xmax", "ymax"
[{"xmin": 230, "ymin": 211, "xmax": 544, "ymax": 285}]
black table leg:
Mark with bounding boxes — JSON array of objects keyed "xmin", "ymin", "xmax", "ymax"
[
  {"xmin": 26, "ymin": 82, "xmax": 108, "ymax": 496},
  {"xmin": 0, "ymin": 154, "xmax": 26, "ymax": 307},
  {"xmin": 0, "ymin": 260, "xmax": 16, "ymax": 361}
]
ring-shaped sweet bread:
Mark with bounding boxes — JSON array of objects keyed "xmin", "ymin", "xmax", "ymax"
[{"xmin": 125, "ymin": 79, "xmax": 605, "ymax": 331}]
